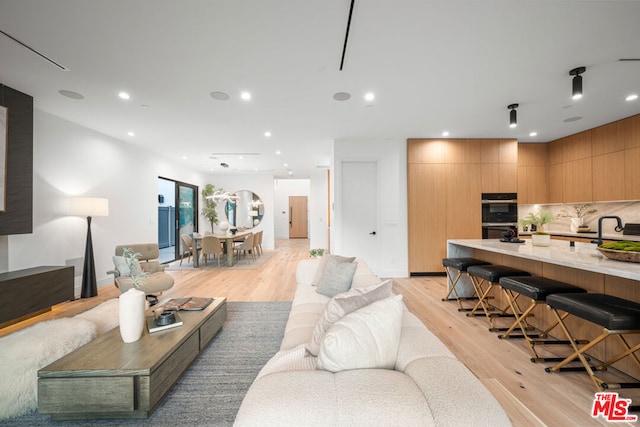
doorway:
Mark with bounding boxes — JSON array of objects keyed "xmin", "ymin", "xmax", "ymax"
[
  {"xmin": 340, "ymin": 161, "xmax": 378, "ymax": 270},
  {"xmin": 157, "ymin": 177, "xmax": 198, "ymax": 263},
  {"xmin": 289, "ymin": 196, "xmax": 308, "ymax": 238}
]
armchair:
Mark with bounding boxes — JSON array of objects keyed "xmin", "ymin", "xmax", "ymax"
[{"xmin": 107, "ymin": 243, "xmax": 174, "ymax": 305}]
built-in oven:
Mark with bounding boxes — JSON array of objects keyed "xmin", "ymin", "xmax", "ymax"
[{"xmin": 481, "ymin": 193, "xmax": 518, "ymax": 239}]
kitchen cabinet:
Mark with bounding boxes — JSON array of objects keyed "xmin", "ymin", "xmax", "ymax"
[
  {"xmin": 563, "ymin": 157, "xmax": 593, "ymax": 203},
  {"xmin": 625, "ymin": 147, "xmax": 640, "ymax": 200},
  {"xmin": 407, "ymin": 138, "xmax": 516, "ymax": 273},
  {"xmin": 517, "ymin": 143, "xmax": 549, "ymax": 204},
  {"xmin": 408, "ymin": 163, "xmax": 446, "ymax": 272},
  {"xmin": 592, "ymin": 151, "xmax": 626, "ymax": 201}
]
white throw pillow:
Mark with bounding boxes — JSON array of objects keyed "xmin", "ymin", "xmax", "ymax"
[
  {"xmin": 315, "ymin": 258, "xmax": 358, "ymax": 298},
  {"xmin": 317, "ymin": 294, "xmax": 404, "ymax": 373},
  {"xmin": 311, "ymin": 254, "xmax": 355, "ymax": 286},
  {"xmin": 306, "ymin": 280, "xmax": 393, "ymax": 356}
]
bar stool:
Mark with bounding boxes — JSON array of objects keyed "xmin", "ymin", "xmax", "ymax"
[
  {"xmin": 465, "ymin": 265, "xmax": 531, "ymax": 330},
  {"xmin": 441, "ymin": 258, "xmax": 491, "ymax": 311},
  {"xmin": 498, "ymin": 276, "xmax": 587, "ymax": 362},
  {"xmin": 546, "ymin": 293, "xmax": 640, "ymax": 392}
]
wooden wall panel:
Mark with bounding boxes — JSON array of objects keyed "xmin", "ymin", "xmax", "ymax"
[
  {"xmin": 0, "ymin": 84, "xmax": 33, "ymax": 235},
  {"xmin": 625, "ymin": 147, "xmax": 640, "ymax": 200}
]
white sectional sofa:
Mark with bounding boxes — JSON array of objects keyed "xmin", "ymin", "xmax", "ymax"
[{"xmin": 235, "ymin": 257, "xmax": 511, "ymax": 426}]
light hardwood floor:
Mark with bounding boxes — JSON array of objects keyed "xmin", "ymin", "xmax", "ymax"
[{"xmin": 2, "ymin": 239, "xmax": 637, "ymax": 426}]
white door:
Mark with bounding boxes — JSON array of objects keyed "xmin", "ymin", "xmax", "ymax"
[{"xmin": 341, "ymin": 161, "xmax": 378, "ymax": 271}]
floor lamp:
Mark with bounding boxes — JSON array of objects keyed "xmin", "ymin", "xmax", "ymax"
[{"xmin": 69, "ymin": 197, "xmax": 109, "ymax": 298}]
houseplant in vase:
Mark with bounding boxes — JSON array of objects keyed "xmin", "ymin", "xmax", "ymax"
[
  {"xmin": 201, "ymin": 184, "xmax": 223, "ymax": 233},
  {"xmin": 556, "ymin": 204, "xmax": 598, "ymax": 232},
  {"xmin": 520, "ymin": 210, "xmax": 554, "ymax": 246}
]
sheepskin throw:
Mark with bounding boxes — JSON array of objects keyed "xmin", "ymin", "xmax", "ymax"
[{"xmin": 0, "ymin": 318, "xmax": 97, "ymax": 419}]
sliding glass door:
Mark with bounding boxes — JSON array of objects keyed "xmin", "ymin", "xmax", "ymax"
[{"xmin": 157, "ymin": 177, "xmax": 198, "ymax": 263}]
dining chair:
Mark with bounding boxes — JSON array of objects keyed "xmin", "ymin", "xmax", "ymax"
[
  {"xmin": 252, "ymin": 231, "xmax": 263, "ymax": 256},
  {"xmin": 200, "ymin": 235, "xmax": 224, "ymax": 267},
  {"xmin": 234, "ymin": 233, "xmax": 255, "ymax": 262},
  {"xmin": 179, "ymin": 234, "xmax": 194, "ymax": 265}
]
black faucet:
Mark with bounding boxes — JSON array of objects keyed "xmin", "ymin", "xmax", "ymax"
[{"xmin": 592, "ymin": 216, "xmax": 624, "ymax": 246}]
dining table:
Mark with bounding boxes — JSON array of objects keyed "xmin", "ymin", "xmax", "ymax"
[{"xmin": 191, "ymin": 230, "xmax": 252, "ymax": 268}]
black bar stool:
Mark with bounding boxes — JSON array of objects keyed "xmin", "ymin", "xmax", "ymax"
[
  {"xmin": 441, "ymin": 258, "xmax": 491, "ymax": 311},
  {"xmin": 498, "ymin": 276, "xmax": 587, "ymax": 362},
  {"xmin": 546, "ymin": 293, "xmax": 640, "ymax": 392},
  {"xmin": 465, "ymin": 265, "xmax": 531, "ymax": 330}
]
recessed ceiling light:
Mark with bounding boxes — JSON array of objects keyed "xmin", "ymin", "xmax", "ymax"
[
  {"xmin": 240, "ymin": 91, "xmax": 251, "ymax": 101},
  {"xmin": 182, "ymin": 156, "xmax": 187, "ymax": 160},
  {"xmin": 288, "ymin": 171, "xmax": 293, "ymax": 175},
  {"xmin": 127, "ymin": 131, "xmax": 135, "ymax": 137},
  {"xmin": 210, "ymin": 91, "xmax": 230, "ymax": 101},
  {"xmin": 238, "ymin": 156, "xmax": 244, "ymax": 160},
  {"xmin": 276, "ymin": 150, "xmax": 281, "ymax": 155},
  {"xmin": 364, "ymin": 92, "xmax": 375, "ymax": 102},
  {"xmin": 58, "ymin": 89, "xmax": 84, "ymax": 100},
  {"xmin": 529, "ymin": 131, "xmax": 538, "ymax": 137},
  {"xmin": 442, "ymin": 131, "xmax": 450, "ymax": 137},
  {"xmin": 118, "ymin": 91, "xmax": 130, "ymax": 100},
  {"xmin": 626, "ymin": 94, "xmax": 639, "ymax": 101},
  {"xmin": 264, "ymin": 131, "xmax": 272, "ymax": 137},
  {"xmin": 284, "ymin": 163, "xmax": 288, "ymax": 167},
  {"xmin": 333, "ymin": 92, "xmax": 351, "ymax": 101}
]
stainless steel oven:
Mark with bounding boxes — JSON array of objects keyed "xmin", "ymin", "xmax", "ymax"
[{"xmin": 481, "ymin": 193, "xmax": 518, "ymax": 239}]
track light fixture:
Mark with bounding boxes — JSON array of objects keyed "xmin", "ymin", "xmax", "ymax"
[
  {"xmin": 507, "ymin": 104, "xmax": 518, "ymax": 128},
  {"xmin": 570, "ymin": 66, "xmax": 586, "ymax": 100}
]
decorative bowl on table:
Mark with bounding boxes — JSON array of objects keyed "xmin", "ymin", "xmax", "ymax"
[{"xmin": 597, "ymin": 241, "xmax": 640, "ymax": 263}]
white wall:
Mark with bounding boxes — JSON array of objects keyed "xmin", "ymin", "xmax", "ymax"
[
  {"xmin": 4, "ymin": 110, "xmax": 211, "ymax": 295},
  {"xmin": 273, "ymin": 178, "xmax": 310, "ymax": 239},
  {"xmin": 332, "ymin": 139, "xmax": 408, "ymax": 278},
  {"xmin": 309, "ymin": 170, "xmax": 329, "ymax": 251}
]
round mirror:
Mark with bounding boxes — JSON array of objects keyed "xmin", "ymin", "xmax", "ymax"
[{"xmin": 225, "ymin": 190, "xmax": 264, "ymax": 229}]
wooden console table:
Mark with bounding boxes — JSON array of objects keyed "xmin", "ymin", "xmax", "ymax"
[
  {"xmin": 38, "ymin": 297, "xmax": 227, "ymax": 420},
  {"xmin": 0, "ymin": 266, "xmax": 74, "ymax": 327}
]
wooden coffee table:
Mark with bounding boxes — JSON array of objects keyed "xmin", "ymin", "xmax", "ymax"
[{"xmin": 38, "ymin": 297, "xmax": 227, "ymax": 420}]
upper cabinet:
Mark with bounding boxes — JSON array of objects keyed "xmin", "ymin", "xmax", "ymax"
[{"xmin": 518, "ymin": 114, "xmax": 640, "ymax": 204}]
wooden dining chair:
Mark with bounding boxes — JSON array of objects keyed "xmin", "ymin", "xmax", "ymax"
[
  {"xmin": 234, "ymin": 233, "xmax": 255, "ymax": 262},
  {"xmin": 200, "ymin": 235, "xmax": 224, "ymax": 267}
]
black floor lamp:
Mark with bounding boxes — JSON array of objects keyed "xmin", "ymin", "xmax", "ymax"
[{"xmin": 69, "ymin": 197, "xmax": 109, "ymax": 298}]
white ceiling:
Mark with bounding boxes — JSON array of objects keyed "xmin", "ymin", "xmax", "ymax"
[{"xmin": 1, "ymin": 1, "xmax": 639, "ymax": 178}]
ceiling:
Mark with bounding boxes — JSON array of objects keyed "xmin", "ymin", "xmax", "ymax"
[{"xmin": 1, "ymin": 1, "xmax": 639, "ymax": 178}]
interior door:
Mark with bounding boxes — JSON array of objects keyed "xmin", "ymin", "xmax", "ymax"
[
  {"xmin": 341, "ymin": 161, "xmax": 378, "ymax": 271},
  {"xmin": 289, "ymin": 196, "xmax": 308, "ymax": 238}
]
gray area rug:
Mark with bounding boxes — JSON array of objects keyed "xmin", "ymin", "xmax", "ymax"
[{"xmin": 0, "ymin": 301, "xmax": 291, "ymax": 427}]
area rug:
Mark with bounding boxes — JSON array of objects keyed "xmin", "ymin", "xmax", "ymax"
[
  {"xmin": 0, "ymin": 301, "xmax": 291, "ymax": 427},
  {"xmin": 165, "ymin": 251, "xmax": 274, "ymax": 271}
]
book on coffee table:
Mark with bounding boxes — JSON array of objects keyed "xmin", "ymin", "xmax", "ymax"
[
  {"xmin": 146, "ymin": 312, "xmax": 183, "ymax": 333},
  {"xmin": 163, "ymin": 297, "xmax": 214, "ymax": 311}
]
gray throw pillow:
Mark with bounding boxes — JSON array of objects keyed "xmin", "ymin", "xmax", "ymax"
[
  {"xmin": 112, "ymin": 255, "xmax": 131, "ymax": 277},
  {"xmin": 311, "ymin": 254, "xmax": 356, "ymax": 286},
  {"xmin": 315, "ymin": 258, "xmax": 358, "ymax": 298}
]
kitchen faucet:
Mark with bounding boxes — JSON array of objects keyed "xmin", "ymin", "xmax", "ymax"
[{"xmin": 592, "ymin": 216, "xmax": 624, "ymax": 246}]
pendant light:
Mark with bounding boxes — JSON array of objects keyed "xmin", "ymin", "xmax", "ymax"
[
  {"xmin": 570, "ymin": 66, "xmax": 586, "ymax": 100},
  {"xmin": 507, "ymin": 104, "xmax": 518, "ymax": 128}
]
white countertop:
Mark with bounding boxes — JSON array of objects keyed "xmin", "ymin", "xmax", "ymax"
[{"xmin": 448, "ymin": 239, "xmax": 640, "ymax": 281}]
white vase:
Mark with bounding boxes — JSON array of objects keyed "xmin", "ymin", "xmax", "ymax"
[
  {"xmin": 119, "ymin": 288, "xmax": 146, "ymax": 343},
  {"xmin": 570, "ymin": 217, "xmax": 583, "ymax": 233},
  {"xmin": 531, "ymin": 233, "xmax": 551, "ymax": 247}
]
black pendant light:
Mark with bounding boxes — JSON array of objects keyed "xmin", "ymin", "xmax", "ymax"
[
  {"xmin": 507, "ymin": 103, "xmax": 518, "ymax": 128},
  {"xmin": 570, "ymin": 66, "xmax": 586, "ymax": 100}
]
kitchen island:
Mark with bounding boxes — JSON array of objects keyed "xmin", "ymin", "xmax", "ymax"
[{"xmin": 447, "ymin": 238, "xmax": 640, "ymax": 379}]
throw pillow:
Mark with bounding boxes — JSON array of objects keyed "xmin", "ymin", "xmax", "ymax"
[
  {"xmin": 317, "ymin": 294, "xmax": 404, "ymax": 373},
  {"xmin": 311, "ymin": 254, "xmax": 356, "ymax": 286},
  {"xmin": 306, "ymin": 279, "xmax": 393, "ymax": 356},
  {"xmin": 112, "ymin": 255, "xmax": 131, "ymax": 277},
  {"xmin": 315, "ymin": 257, "xmax": 358, "ymax": 298}
]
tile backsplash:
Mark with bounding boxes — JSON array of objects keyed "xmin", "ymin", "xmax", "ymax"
[{"xmin": 518, "ymin": 201, "xmax": 640, "ymax": 236}]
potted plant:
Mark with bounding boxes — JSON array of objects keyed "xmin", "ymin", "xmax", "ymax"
[
  {"xmin": 201, "ymin": 184, "xmax": 223, "ymax": 233},
  {"xmin": 520, "ymin": 210, "xmax": 554, "ymax": 246},
  {"xmin": 309, "ymin": 248, "xmax": 325, "ymax": 258},
  {"xmin": 556, "ymin": 204, "xmax": 598, "ymax": 232}
]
